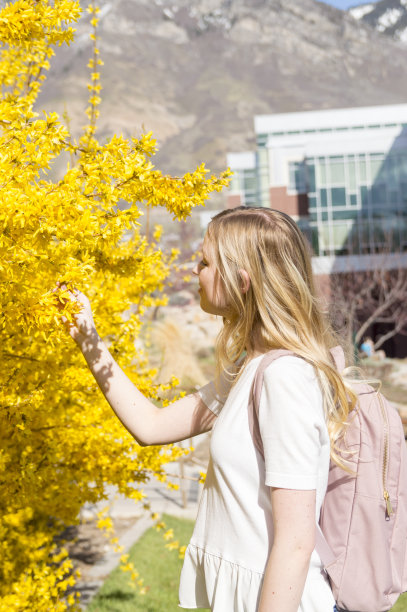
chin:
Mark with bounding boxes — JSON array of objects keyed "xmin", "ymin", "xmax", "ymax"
[{"xmin": 199, "ymin": 299, "xmax": 225, "ymax": 317}]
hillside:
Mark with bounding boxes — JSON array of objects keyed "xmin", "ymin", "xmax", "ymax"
[{"xmin": 39, "ymin": 0, "xmax": 407, "ymax": 177}]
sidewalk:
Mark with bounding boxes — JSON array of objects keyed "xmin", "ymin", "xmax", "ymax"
[{"xmin": 73, "ymin": 433, "xmax": 210, "ymax": 609}]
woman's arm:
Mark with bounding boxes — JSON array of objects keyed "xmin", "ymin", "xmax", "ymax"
[
  {"xmin": 258, "ymin": 488, "xmax": 316, "ymax": 612},
  {"xmin": 62, "ymin": 290, "xmax": 217, "ymax": 446}
]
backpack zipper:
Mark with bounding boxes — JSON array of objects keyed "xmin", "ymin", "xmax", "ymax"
[{"xmin": 378, "ymin": 392, "xmax": 393, "ymax": 521}]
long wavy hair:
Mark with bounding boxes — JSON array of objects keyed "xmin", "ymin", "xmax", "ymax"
[{"xmin": 206, "ymin": 206, "xmax": 357, "ymax": 469}]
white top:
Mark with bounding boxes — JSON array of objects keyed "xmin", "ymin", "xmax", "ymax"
[{"xmin": 178, "ymin": 355, "xmax": 335, "ymax": 612}]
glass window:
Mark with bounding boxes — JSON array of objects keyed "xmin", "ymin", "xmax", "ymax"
[
  {"xmin": 307, "ymin": 164, "xmax": 316, "ymax": 193},
  {"xmin": 358, "ymin": 221, "xmax": 372, "ymax": 251},
  {"xmin": 332, "ymin": 210, "xmax": 358, "ymax": 220},
  {"xmin": 386, "ymin": 156, "xmax": 399, "ymax": 184},
  {"xmin": 332, "ymin": 224, "xmax": 351, "ymax": 250},
  {"xmin": 372, "ymin": 223, "xmax": 387, "ymax": 246},
  {"xmin": 359, "ymin": 159, "xmax": 367, "ymax": 182},
  {"xmin": 329, "ymin": 159, "xmax": 345, "ymax": 184},
  {"xmin": 389, "ymin": 190, "xmax": 399, "ymax": 204},
  {"xmin": 320, "ymin": 188, "xmax": 328, "ymax": 207},
  {"xmin": 348, "ymin": 228, "xmax": 361, "ymax": 254},
  {"xmin": 371, "ymin": 184, "xmax": 387, "ymax": 206},
  {"xmin": 243, "ymin": 171, "xmax": 257, "ymax": 204},
  {"xmin": 360, "ymin": 186, "xmax": 369, "ymax": 207},
  {"xmin": 370, "ymin": 158, "xmax": 384, "ymax": 182},
  {"xmin": 350, "ymin": 194, "xmax": 358, "ymax": 206},
  {"xmin": 347, "ymin": 160, "xmax": 357, "ymax": 191},
  {"xmin": 311, "ymin": 227, "xmax": 319, "ymax": 255},
  {"xmin": 389, "ymin": 155, "xmax": 407, "ymax": 182},
  {"xmin": 331, "ymin": 188, "xmax": 346, "ymax": 207},
  {"xmin": 318, "ymin": 162, "xmax": 327, "ymax": 187},
  {"xmin": 230, "ymin": 174, "xmax": 240, "ymax": 191},
  {"xmin": 257, "ymin": 148, "xmax": 268, "ymax": 164},
  {"xmin": 288, "ymin": 162, "xmax": 306, "ymax": 192},
  {"xmin": 401, "ymin": 216, "xmax": 407, "ymax": 249},
  {"xmin": 390, "ymin": 155, "xmax": 400, "ymax": 181},
  {"xmin": 244, "ymin": 172, "xmax": 256, "ymax": 190},
  {"xmin": 318, "ymin": 226, "xmax": 331, "ymax": 252},
  {"xmin": 308, "ymin": 195, "xmax": 317, "ymax": 211}
]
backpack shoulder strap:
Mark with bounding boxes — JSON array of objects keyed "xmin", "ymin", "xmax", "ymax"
[{"xmin": 249, "ymin": 346, "xmax": 345, "ymax": 459}]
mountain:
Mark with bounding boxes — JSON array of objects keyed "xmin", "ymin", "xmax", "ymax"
[
  {"xmin": 38, "ymin": 0, "xmax": 407, "ymax": 177},
  {"xmin": 349, "ymin": 0, "xmax": 407, "ymax": 43}
]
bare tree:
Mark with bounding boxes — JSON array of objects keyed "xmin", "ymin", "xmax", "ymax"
[{"xmin": 329, "ymin": 252, "xmax": 407, "ymax": 354}]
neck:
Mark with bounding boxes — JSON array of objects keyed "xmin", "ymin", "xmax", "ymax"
[{"xmin": 246, "ymin": 325, "xmax": 267, "ymax": 358}]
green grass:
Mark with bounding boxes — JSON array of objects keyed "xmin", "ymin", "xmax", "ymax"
[
  {"xmin": 87, "ymin": 514, "xmax": 207, "ymax": 612},
  {"xmin": 392, "ymin": 593, "xmax": 407, "ymax": 611},
  {"xmin": 87, "ymin": 513, "xmax": 407, "ymax": 611}
]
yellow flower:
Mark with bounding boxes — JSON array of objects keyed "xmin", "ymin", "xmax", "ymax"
[{"xmin": 0, "ymin": 0, "xmax": 230, "ymax": 608}]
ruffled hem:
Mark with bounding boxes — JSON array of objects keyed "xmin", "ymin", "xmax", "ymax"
[
  {"xmin": 178, "ymin": 544, "xmax": 263, "ymax": 612},
  {"xmin": 179, "ymin": 545, "xmax": 336, "ymax": 612}
]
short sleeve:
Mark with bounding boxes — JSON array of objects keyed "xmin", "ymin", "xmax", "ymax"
[
  {"xmin": 258, "ymin": 357, "xmax": 325, "ymax": 490},
  {"xmin": 196, "ymin": 372, "xmax": 231, "ymax": 416}
]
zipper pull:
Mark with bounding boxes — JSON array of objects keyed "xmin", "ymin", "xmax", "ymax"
[{"xmin": 384, "ymin": 490, "xmax": 393, "ymax": 520}]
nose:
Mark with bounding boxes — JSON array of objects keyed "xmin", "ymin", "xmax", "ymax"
[{"xmin": 192, "ymin": 263, "xmax": 199, "ymax": 276}]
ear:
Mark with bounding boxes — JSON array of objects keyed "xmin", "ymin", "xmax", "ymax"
[{"xmin": 239, "ymin": 269, "xmax": 251, "ymax": 294}]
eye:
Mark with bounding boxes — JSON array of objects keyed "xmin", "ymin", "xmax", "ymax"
[{"xmin": 199, "ymin": 259, "xmax": 208, "ymax": 267}]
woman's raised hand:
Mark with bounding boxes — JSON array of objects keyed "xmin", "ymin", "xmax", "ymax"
[{"xmin": 57, "ymin": 285, "xmax": 98, "ymax": 346}]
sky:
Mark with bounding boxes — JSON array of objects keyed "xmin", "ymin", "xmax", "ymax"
[{"xmin": 319, "ymin": 0, "xmax": 378, "ymax": 9}]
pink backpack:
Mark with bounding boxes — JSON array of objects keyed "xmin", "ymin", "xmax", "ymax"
[{"xmin": 249, "ymin": 347, "xmax": 407, "ymax": 612}]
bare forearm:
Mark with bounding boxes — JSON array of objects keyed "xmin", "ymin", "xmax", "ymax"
[
  {"xmin": 258, "ymin": 542, "xmax": 311, "ymax": 612},
  {"xmin": 76, "ymin": 330, "xmax": 214, "ymax": 445},
  {"xmin": 259, "ymin": 488, "xmax": 316, "ymax": 612},
  {"xmin": 77, "ymin": 331, "xmax": 159, "ymax": 444},
  {"xmin": 61, "ymin": 290, "xmax": 215, "ymax": 445}
]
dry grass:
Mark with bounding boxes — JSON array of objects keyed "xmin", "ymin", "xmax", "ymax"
[{"xmin": 150, "ymin": 319, "xmax": 207, "ymax": 391}]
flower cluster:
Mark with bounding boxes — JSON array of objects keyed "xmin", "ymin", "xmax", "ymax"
[{"xmin": 0, "ymin": 1, "xmax": 230, "ymax": 609}]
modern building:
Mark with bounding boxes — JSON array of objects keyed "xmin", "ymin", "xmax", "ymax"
[
  {"xmin": 226, "ymin": 104, "xmax": 407, "ymax": 356},
  {"xmin": 227, "ymin": 104, "xmax": 407, "ymax": 258}
]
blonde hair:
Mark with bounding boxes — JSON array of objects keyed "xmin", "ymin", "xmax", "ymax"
[{"xmin": 207, "ymin": 206, "xmax": 357, "ymax": 470}]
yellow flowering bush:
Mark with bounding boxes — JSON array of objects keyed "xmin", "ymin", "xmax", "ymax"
[{"xmin": 0, "ymin": 1, "xmax": 230, "ymax": 609}]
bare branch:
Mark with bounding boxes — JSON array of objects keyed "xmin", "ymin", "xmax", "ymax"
[{"xmin": 329, "ymin": 248, "xmax": 407, "ymax": 355}]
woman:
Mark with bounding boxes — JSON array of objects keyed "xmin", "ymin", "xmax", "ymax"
[{"xmin": 65, "ymin": 207, "xmax": 355, "ymax": 611}]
